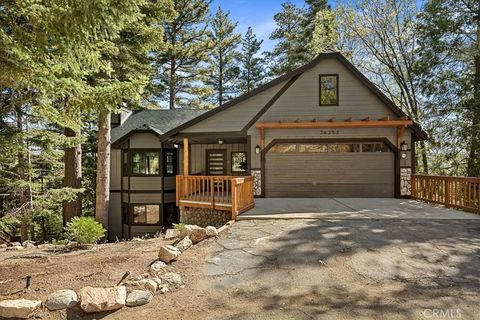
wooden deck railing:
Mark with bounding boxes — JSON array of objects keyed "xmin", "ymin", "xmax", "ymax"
[
  {"xmin": 176, "ymin": 175, "xmax": 255, "ymax": 219},
  {"xmin": 412, "ymin": 175, "xmax": 480, "ymax": 213}
]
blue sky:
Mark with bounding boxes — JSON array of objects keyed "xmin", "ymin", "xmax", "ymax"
[{"xmin": 210, "ymin": 0, "xmax": 338, "ymax": 52}]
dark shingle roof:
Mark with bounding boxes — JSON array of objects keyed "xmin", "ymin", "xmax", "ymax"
[{"xmin": 111, "ymin": 109, "xmax": 208, "ymax": 144}]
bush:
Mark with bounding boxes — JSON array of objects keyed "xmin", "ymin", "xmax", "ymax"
[{"xmin": 65, "ymin": 217, "xmax": 106, "ymax": 244}]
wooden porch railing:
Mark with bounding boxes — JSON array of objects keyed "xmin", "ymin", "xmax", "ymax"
[
  {"xmin": 412, "ymin": 175, "xmax": 480, "ymax": 213},
  {"xmin": 176, "ymin": 175, "xmax": 255, "ymax": 219}
]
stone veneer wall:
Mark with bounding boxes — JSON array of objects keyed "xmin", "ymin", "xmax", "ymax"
[
  {"xmin": 251, "ymin": 169, "xmax": 261, "ymax": 196},
  {"xmin": 400, "ymin": 168, "xmax": 412, "ymax": 196},
  {"xmin": 180, "ymin": 207, "xmax": 232, "ymax": 228}
]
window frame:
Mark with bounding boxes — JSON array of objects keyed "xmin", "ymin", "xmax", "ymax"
[
  {"xmin": 163, "ymin": 148, "xmax": 178, "ymax": 177},
  {"xmin": 129, "ymin": 204, "xmax": 162, "ymax": 226},
  {"xmin": 319, "ymin": 74, "xmax": 339, "ymax": 106},
  {"xmin": 129, "ymin": 149, "xmax": 161, "ymax": 177},
  {"xmin": 231, "ymin": 151, "xmax": 248, "ymax": 174}
]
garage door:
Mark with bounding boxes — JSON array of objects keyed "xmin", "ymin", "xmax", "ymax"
[{"xmin": 265, "ymin": 142, "xmax": 395, "ymax": 198}]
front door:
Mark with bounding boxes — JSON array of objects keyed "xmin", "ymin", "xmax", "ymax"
[{"xmin": 206, "ymin": 149, "xmax": 227, "ymax": 175}]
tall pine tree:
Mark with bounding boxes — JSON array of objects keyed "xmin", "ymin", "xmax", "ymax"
[
  {"xmin": 265, "ymin": 2, "xmax": 307, "ymax": 76},
  {"xmin": 239, "ymin": 27, "xmax": 265, "ymax": 93},
  {"xmin": 154, "ymin": 0, "xmax": 211, "ymax": 109},
  {"xmin": 206, "ymin": 7, "xmax": 241, "ymax": 106}
]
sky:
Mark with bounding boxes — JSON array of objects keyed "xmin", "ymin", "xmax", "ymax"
[{"xmin": 210, "ymin": 0, "xmax": 338, "ymax": 52}]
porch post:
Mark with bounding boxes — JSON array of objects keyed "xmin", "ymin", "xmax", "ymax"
[{"xmin": 183, "ymin": 138, "xmax": 189, "ymax": 176}]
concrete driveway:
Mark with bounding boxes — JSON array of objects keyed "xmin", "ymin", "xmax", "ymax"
[
  {"xmin": 201, "ymin": 216, "xmax": 480, "ymax": 319},
  {"xmin": 239, "ymin": 198, "xmax": 480, "ymax": 220}
]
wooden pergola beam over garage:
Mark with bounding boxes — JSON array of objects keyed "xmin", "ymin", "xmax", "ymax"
[{"xmin": 255, "ymin": 117, "xmax": 413, "ymax": 149}]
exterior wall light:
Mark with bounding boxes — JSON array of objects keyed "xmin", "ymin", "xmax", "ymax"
[
  {"xmin": 400, "ymin": 141, "xmax": 408, "ymax": 151},
  {"xmin": 217, "ymin": 139, "xmax": 224, "ymax": 145},
  {"xmin": 173, "ymin": 143, "xmax": 179, "ymax": 149},
  {"xmin": 255, "ymin": 145, "xmax": 260, "ymax": 154}
]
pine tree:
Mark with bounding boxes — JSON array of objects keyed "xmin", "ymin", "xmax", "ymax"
[
  {"xmin": 239, "ymin": 27, "xmax": 265, "ymax": 93},
  {"xmin": 205, "ymin": 7, "xmax": 241, "ymax": 106},
  {"xmin": 265, "ymin": 2, "xmax": 307, "ymax": 76},
  {"xmin": 416, "ymin": 0, "xmax": 480, "ymax": 176},
  {"xmin": 309, "ymin": 9, "xmax": 339, "ymax": 54},
  {"xmin": 153, "ymin": 0, "xmax": 211, "ymax": 109},
  {"xmin": 302, "ymin": 0, "xmax": 330, "ymax": 47}
]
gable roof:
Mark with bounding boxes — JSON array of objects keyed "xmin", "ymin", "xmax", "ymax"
[
  {"xmin": 111, "ymin": 109, "xmax": 208, "ymax": 146},
  {"xmin": 162, "ymin": 52, "xmax": 428, "ymax": 140}
]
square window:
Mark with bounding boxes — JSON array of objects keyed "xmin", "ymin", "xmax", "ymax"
[
  {"xmin": 132, "ymin": 205, "xmax": 160, "ymax": 225},
  {"xmin": 319, "ymin": 75, "xmax": 338, "ymax": 106},
  {"xmin": 231, "ymin": 152, "xmax": 247, "ymax": 173},
  {"xmin": 131, "ymin": 151, "xmax": 160, "ymax": 175}
]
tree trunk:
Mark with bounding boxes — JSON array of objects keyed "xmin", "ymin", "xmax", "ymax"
[
  {"xmin": 63, "ymin": 126, "xmax": 82, "ymax": 226},
  {"xmin": 420, "ymin": 141, "xmax": 429, "ymax": 174},
  {"xmin": 95, "ymin": 110, "xmax": 111, "ymax": 234},
  {"xmin": 466, "ymin": 13, "xmax": 480, "ymax": 177},
  {"xmin": 169, "ymin": 58, "xmax": 176, "ymax": 110},
  {"xmin": 16, "ymin": 107, "xmax": 29, "ymax": 242}
]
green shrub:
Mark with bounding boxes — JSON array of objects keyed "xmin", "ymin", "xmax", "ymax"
[
  {"xmin": 173, "ymin": 223, "xmax": 185, "ymax": 231},
  {"xmin": 65, "ymin": 217, "xmax": 106, "ymax": 244}
]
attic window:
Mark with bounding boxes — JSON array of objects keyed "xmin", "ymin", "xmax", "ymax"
[{"xmin": 319, "ymin": 74, "xmax": 339, "ymax": 106}]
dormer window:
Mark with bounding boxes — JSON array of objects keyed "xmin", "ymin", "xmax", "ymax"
[{"xmin": 319, "ymin": 74, "xmax": 339, "ymax": 106}]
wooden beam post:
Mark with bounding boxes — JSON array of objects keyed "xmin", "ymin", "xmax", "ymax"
[
  {"xmin": 183, "ymin": 138, "xmax": 189, "ymax": 176},
  {"xmin": 396, "ymin": 126, "xmax": 405, "ymax": 150},
  {"xmin": 260, "ymin": 127, "xmax": 265, "ymax": 149}
]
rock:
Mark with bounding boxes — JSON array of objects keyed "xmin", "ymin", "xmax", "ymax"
[
  {"xmin": 78, "ymin": 286, "xmax": 126, "ymax": 313},
  {"xmin": 131, "ymin": 237, "xmax": 143, "ymax": 242},
  {"xmin": 164, "ymin": 229, "xmax": 181, "ymax": 240},
  {"xmin": 6, "ymin": 245, "xmax": 24, "ymax": 251},
  {"xmin": 125, "ymin": 290, "xmax": 152, "ymax": 307},
  {"xmin": 66, "ymin": 241, "xmax": 78, "ymax": 249},
  {"xmin": 132, "ymin": 279, "xmax": 157, "ymax": 293},
  {"xmin": 45, "ymin": 289, "xmax": 78, "ymax": 310},
  {"xmin": 0, "ymin": 299, "xmax": 42, "ymax": 319},
  {"xmin": 150, "ymin": 260, "xmax": 167, "ymax": 273},
  {"xmin": 186, "ymin": 225, "xmax": 207, "ymax": 244},
  {"xmin": 175, "ymin": 236, "xmax": 192, "ymax": 252},
  {"xmin": 158, "ymin": 245, "xmax": 181, "ymax": 263},
  {"xmin": 9, "ymin": 242, "xmax": 21, "ymax": 247},
  {"xmin": 0, "ymin": 244, "xmax": 7, "ymax": 249},
  {"xmin": 37, "ymin": 244, "xmax": 55, "ymax": 250},
  {"xmin": 151, "ymin": 277, "xmax": 162, "ymax": 287},
  {"xmin": 159, "ymin": 285, "xmax": 169, "ymax": 294},
  {"xmin": 160, "ymin": 272, "xmax": 183, "ymax": 285},
  {"xmin": 22, "ymin": 240, "xmax": 35, "ymax": 247},
  {"xmin": 205, "ymin": 226, "xmax": 218, "ymax": 237}
]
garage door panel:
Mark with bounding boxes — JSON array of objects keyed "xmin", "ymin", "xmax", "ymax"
[{"xmin": 265, "ymin": 144, "xmax": 394, "ymax": 198}]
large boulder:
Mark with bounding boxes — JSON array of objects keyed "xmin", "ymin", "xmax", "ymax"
[
  {"xmin": 205, "ymin": 226, "xmax": 218, "ymax": 237},
  {"xmin": 150, "ymin": 260, "xmax": 167, "ymax": 273},
  {"xmin": 0, "ymin": 299, "xmax": 41, "ymax": 319},
  {"xmin": 158, "ymin": 245, "xmax": 181, "ymax": 263},
  {"xmin": 175, "ymin": 236, "xmax": 192, "ymax": 252},
  {"xmin": 185, "ymin": 225, "xmax": 207, "ymax": 244},
  {"xmin": 6, "ymin": 245, "xmax": 24, "ymax": 251},
  {"xmin": 125, "ymin": 290, "xmax": 152, "ymax": 307},
  {"xmin": 78, "ymin": 286, "xmax": 126, "ymax": 313},
  {"xmin": 45, "ymin": 289, "xmax": 78, "ymax": 310},
  {"xmin": 160, "ymin": 272, "xmax": 183, "ymax": 286},
  {"xmin": 22, "ymin": 240, "xmax": 36, "ymax": 248},
  {"xmin": 164, "ymin": 229, "xmax": 181, "ymax": 240}
]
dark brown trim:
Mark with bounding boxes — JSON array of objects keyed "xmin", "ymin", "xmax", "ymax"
[
  {"xmin": 260, "ymin": 138, "xmax": 399, "ymax": 198},
  {"xmin": 206, "ymin": 149, "xmax": 227, "ymax": 175},
  {"xmin": 127, "ymin": 140, "xmax": 132, "ymax": 239},
  {"xmin": 411, "ymin": 133, "xmax": 416, "ymax": 174},
  {"xmin": 129, "ymin": 148, "xmax": 162, "ymax": 177},
  {"xmin": 241, "ymin": 73, "xmax": 302, "ymax": 132},
  {"xmin": 319, "ymin": 74, "xmax": 339, "ymax": 106},
  {"xmin": 160, "ymin": 142, "xmax": 165, "ymax": 228},
  {"xmin": 247, "ymin": 135, "xmax": 252, "ymax": 175}
]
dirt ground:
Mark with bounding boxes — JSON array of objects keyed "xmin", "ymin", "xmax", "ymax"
[
  {"xmin": 0, "ymin": 237, "xmax": 214, "ymax": 320},
  {"xmin": 1, "ymin": 216, "xmax": 480, "ymax": 320}
]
